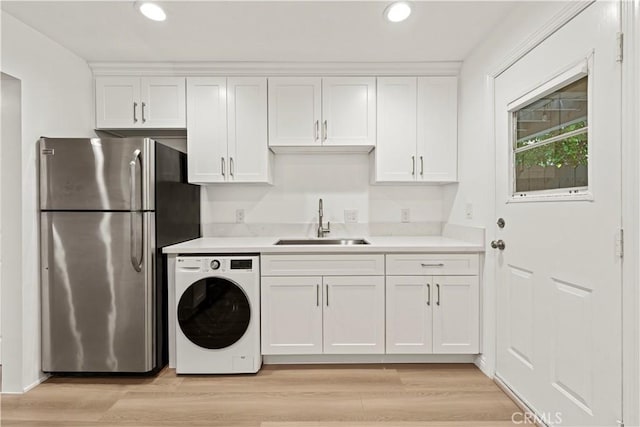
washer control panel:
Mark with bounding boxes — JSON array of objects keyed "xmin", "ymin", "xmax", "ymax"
[{"xmin": 177, "ymin": 256, "xmax": 257, "ymax": 273}]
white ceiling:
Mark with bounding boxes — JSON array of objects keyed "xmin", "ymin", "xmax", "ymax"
[{"xmin": 2, "ymin": 1, "xmax": 520, "ymax": 63}]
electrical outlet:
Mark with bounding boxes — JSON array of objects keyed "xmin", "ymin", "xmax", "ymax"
[
  {"xmin": 344, "ymin": 209, "xmax": 358, "ymax": 223},
  {"xmin": 465, "ymin": 203, "xmax": 473, "ymax": 220},
  {"xmin": 235, "ymin": 209, "xmax": 245, "ymax": 224},
  {"xmin": 401, "ymin": 208, "xmax": 410, "ymax": 223}
]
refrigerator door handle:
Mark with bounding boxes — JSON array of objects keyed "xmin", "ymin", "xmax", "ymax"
[{"xmin": 130, "ymin": 149, "xmax": 143, "ymax": 272}]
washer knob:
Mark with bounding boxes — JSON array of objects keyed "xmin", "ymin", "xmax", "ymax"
[{"xmin": 210, "ymin": 260, "xmax": 221, "ymax": 270}]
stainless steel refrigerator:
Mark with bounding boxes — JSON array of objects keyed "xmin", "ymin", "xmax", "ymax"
[{"xmin": 39, "ymin": 137, "xmax": 200, "ymax": 373}]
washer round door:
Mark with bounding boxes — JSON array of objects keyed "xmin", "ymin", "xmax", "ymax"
[{"xmin": 177, "ymin": 277, "xmax": 251, "ymax": 349}]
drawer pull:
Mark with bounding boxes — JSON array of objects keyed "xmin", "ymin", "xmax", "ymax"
[{"xmin": 421, "ymin": 263, "xmax": 445, "ymax": 267}]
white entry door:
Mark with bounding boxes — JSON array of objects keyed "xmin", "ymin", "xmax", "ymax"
[{"xmin": 494, "ymin": 2, "xmax": 622, "ymax": 426}]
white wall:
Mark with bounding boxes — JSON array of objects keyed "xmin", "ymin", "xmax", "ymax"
[
  {"xmin": 0, "ymin": 11, "xmax": 94, "ymax": 393},
  {"xmin": 202, "ymin": 153, "xmax": 448, "ymax": 237},
  {"xmin": 444, "ymin": 1, "xmax": 575, "ymax": 376},
  {"xmin": 1, "ymin": 73, "xmax": 22, "ymax": 387}
]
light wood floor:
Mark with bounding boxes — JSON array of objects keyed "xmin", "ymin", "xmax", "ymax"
[{"xmin": 2, "ymin": 364, "xmax": 521, "ymax": 426}]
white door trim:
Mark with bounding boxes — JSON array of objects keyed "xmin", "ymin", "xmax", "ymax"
[
  {"xmin": 480, "ymin": 0, "xmax": 637, "ymax": 425},
  {"xmin": 621, "ymin": 0, "xmax": 640, "ymax": 425}
]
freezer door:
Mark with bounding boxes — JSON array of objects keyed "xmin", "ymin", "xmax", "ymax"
[
  {"xmin": 39, "ymin": 138, "xmax": 155, "ymax": 211},
  {"xmin": 41, "ymin": 211, "xmax": 155, "ymax": 373}
]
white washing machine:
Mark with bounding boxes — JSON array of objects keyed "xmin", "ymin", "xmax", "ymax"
[{"xmin": 175, "ymin": 255, "xmax": 261, "ymax": 374}]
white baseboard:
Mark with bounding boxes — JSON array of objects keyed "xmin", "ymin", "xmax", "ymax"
[
  {"xmin": 263, "ymin": 354, "xmax": 476, "ymax": 365},
  {"xmin": 475, "ymin": 354, "xmax": 493, "ymax": 378},
  {"xmin": 1, "ymin": 374, "xmax": 48, "ymax": 395}
]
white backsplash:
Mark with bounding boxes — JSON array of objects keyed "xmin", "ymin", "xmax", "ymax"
[{"xmin": 201, "ymin": 153, "xmax": 448, "ymax": 237}]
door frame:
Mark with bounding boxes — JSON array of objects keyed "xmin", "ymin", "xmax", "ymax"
[{"xmin": 482, "ymin": 1, "xmax": 638, "ymax": 425}]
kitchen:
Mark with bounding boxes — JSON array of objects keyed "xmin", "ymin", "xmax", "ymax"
[{"xmin": 1, "ymin": 1, "xmax": 639, "ymax": 426}]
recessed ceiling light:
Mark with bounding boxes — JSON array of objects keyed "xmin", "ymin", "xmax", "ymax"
[
  {"xmin": 136, "ymin": 2, "xmax": 166, "ymax": 22},
  {"xmin": 384, "ymin": 1, "xmax": 412, "ymax": 23}
]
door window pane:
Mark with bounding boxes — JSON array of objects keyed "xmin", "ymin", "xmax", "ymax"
[{"xmin": 513, "ymin": 76, "xmax": 588, "ymax": 195}]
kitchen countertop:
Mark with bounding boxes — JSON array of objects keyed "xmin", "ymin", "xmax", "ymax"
[{"xmin": 163, "ymin": 236, "xmax": 484, "ymax": 254}]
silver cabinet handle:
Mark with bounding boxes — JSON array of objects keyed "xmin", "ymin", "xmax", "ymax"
[
  {"xmin": 411, "ymin": 156, "xmax": 415, "ymax": 175},
  {"xmin": 421, "ymin": 263, "xmax": 445, "ymax": 267},
  {"xmin": 129, "ymin": 149, "xmax": 143, "ymax": 272},
  {"xmin": 420, "ymin": 156, "xmax": 424, "ymax": 176},
  {"xmin": 326, "ymin": 284, "xmax": 329, "ymax": 306},
  {"xmin": 436, "ymin": 284, "xmax": 441, "ymax": 306},
  {"xmin": 315, "ymin": 120, "xmax": 320, "ymax": 141},
  {"xmin": 229, "ymin": 157, "xmax": 234, "ymax": 177},
  {"xmin": 323, "ymin": 120, "xmax": 328, "ymax": 142},
  {"xmin": 133, "ymin": 102, "xmax": 138, "ymax": 123},
  {"xmin": 316, "ymin": 284, "xmax": 319, "ymax": 307},
  {"xmin": 221, "ymin": 157, "xmax": 226, "ymax": 177},
  {"xmin": 427, "ymin": 283, "xmax": 431, "ymax": 306},
  {"xmin": 141, "ymin": 102, "xmax": 147, "ymax": 123}
]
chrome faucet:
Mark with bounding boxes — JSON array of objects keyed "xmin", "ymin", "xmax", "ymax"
[{"xmin": 317, "ymin": 198, "xmax": 331, "ymax": 238}]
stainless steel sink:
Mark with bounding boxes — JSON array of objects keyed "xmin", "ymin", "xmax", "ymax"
[{"xmin": 275, "ymin": 238, "xmax": 370, "ymax": 246}]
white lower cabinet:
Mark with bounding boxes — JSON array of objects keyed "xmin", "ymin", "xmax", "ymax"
[
  {"xmin": 323, "ymin": 276, "xmax": 385, "ymax": 354},
  {"xmin": 261, "ymin": 275, "xmax": 385, "ymax": 355},
  {"xmin": 386, "ymin": 276, "xmax": 433, "ymax": 354},
  {"xmin": 261, "ymin": 276, "xmax": 323, "ymax": 355},
  {"xmin": 386, "ymin": 253, "xmax": 480, "ymax": 355},
  {"xmin": 432, "ymin": 276, "xmax": 479, "ymax": 353},
  {"xmin": 386, "ymin": 275, "xmax": 479, "ymax": 354},
  {"xmin": 261, "ymin": 254, "xmax": 385, "ymax": 355},
  {"xmin": 261, "ymin": 253, "xmax": 479, "ymax": 357}
]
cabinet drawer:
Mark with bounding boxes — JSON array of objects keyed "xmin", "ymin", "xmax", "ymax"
[
  {"xmin": 386, "ymin": 254, "xmax": 479, "ymax": 276},
  {"xmin": 261, "ymin": 254, "xmax": 384, "ymax": 276}
]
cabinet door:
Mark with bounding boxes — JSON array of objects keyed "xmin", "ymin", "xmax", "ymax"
[
  {"xmin": 417, "ymin": 76, "xmax": 458, "ymax": 182},
  {"xmin": 323, "ymin": 276, "xmax": 384, "ymax": 354},
  {"xmin": 386, "ymin": 276, "xmax": 432, "ymax": 354},
  {"xmin": 227, "ymin": 77, "xmax": 269, "ymax": 183},
  {"xmin": 433, "ymin": 276, "xmax": 479, "ymax": 354},
  {"xmin": 322, "ymin": 77, "xmax": 376, "ymax": 146},
  {"xmin": 261, "ymin": 276, "xmax": 323, "ymax": 355},
  {"xmin": 375, "ymin": 77, "xmax": 417, "ymax": 182},
  {"xmin": 186, "ymin": 77, "xmax": 227, "ymax": 183},
  {"xmin": 140, "ymin": 77, "xmax": 186, "ymax": 128},
  {"xmin": 95, "ymin": 77, "xmax": 140, "ymax": 129},
  {"xmin": 268, "ymin": 77, "xmax": 322, "ymax": 147}
]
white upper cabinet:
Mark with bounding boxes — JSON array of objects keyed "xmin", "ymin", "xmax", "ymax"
[
  {"xmin": 374, "ymin": 76, "xmax": 458, "ymax": 183},
  {"xmin": 187, "ymin": 77, "xmax": 227, "ymax": 183},
  {"xmin": 417, "ymin": 76, "xmax": 458, "ymax": 182},
  {"xmin": 95, "ymin": 76, "xmax": 185, "ymax": 129},
  {"xmin": 322, "ymin": 77, "xmax": 376, "ymax": 147},
  {"xmin": 375, "ymin": 77, "xmax": 417, "ymax": 182},
  {"xmin": 227, "ymin": 77, "xmax": 270, "ymax": 183},
  {"xmin": 268, "ymin": 77, "xmax": 322, "ymax": 146},
  {"xmin": 140, "ymin": 77, "xmax": 187, "ymax": 128},
  {"xmin": 268, "ymin": 77, "xmax": 375, "ymax": 149},
  {"xmin": 95, "ymin": 77, "xmax": 140, "ymax": 129},
  {"xmin": 187, "ymin": 77, "xmax": 271, "ymax": 184}
]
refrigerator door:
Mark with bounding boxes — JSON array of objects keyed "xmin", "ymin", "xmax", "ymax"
[
  {"xmin": 39, "ymin": 138, "xmax": 155, "ymax": 211},
  {"xmin": 41, "ymin": 211, "xmax": 155, "ymax": 372}
]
